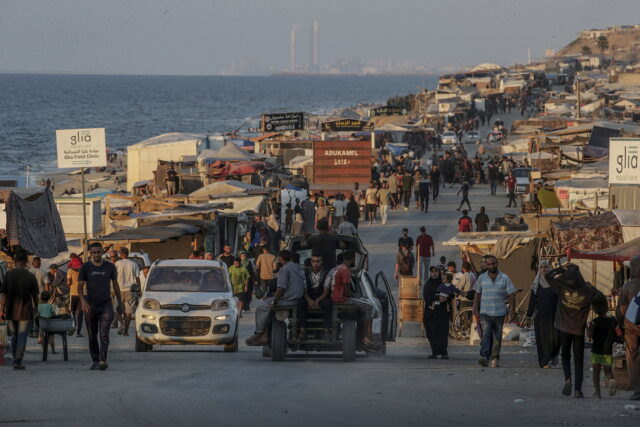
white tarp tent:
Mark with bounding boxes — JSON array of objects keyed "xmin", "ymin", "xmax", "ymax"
[
  {"xmin": 189, "ymin": 180, "xmax": 264, "ymax": 198},
  {"xmin": 613, "ymin": 210, "xmax": 640, "ymax": 242}
]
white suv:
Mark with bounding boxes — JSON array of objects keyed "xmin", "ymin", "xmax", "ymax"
[{"xmin": 134, "ymin": 259, "xmax": 239, "ymax": 352}]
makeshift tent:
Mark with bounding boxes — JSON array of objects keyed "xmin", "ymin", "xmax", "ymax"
[
  {"xmin": 289, "ymin": 155, "xmax": 313, "ymax": 169},
  {"xmin": 443, "ymin": 232, "xmax": 539, "ymax": 309},
  {"xmin": 92, "ymin": 223, "xmax": 201, "ymax": 262},
  {"xmin": 568, "ymin": 236, "xmax": 640, "ymax": 262},
  {"xmin": 216, "ymin": 195, "xmax": 265, "ymax": 214},
  {"xmin": 226, "ymin": 161, "xmax": 271, "ymax": 176},
  {"xmin": 0, "ymin": 188, "xmax": 68, "ymax": 258},
  {"xmin": 198, "ymin": 143, "xmax": 254, "ymax": 164},
  {"xmin": 613, "ymin": 210, "xmax": 640, "ymax": 242},
  {"xmin": 554, "ymin": 178, "xmax": 609, "ymax": 209},
  {"xmin": 189, "ymin": 180, "xmax": 267, "ymax": 198}
]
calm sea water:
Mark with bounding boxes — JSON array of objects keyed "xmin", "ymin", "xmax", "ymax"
[{"xmin": 0, "ymin": 74, "xmax": 437, "ymax": 176}]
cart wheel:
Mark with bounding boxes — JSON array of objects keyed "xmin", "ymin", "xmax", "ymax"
[
  {"xmin": 342, "ymin": 319, "xmax": 357, "ymax": 362},
  {"xmin": 271, "ymin": 319, "xmax": 286, "ymax": 361}
]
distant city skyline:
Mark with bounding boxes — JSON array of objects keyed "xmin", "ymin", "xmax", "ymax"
[{"xmin": 0, "ymin": 0, "xmax": 638, "ymax": 75}]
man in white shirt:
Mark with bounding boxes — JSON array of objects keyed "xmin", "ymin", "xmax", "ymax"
[
  {"xmin": 331, "ymin": 194, "xmax": 348, "ymax": 230},
  {"xmin": 28, "ymin": 257, "xmax": 48, "ymax": 294},
  {"xmin": 115, "ymin": 247, "xmax": 140, "ymax": 336}
]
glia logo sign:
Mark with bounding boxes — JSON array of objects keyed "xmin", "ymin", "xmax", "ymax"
[
  {"xmin": 70, "ymin": 130, "xmax": 92, "ymax": 145},
  {"xmin": 610, "ymin": 138, "xmax": 640, "ymax": 185},
  {"xmin": 616, "ymin": 145, "xmax": 639, "ymax": 173}
]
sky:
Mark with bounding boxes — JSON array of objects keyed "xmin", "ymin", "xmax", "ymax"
[{"xmin": 0, "ymin": 0, "xmax": 638, "ymax": 75}]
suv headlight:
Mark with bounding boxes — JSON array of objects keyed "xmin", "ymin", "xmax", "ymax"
[
  {"xmin": 211, "ymin": 299, "xmax": 230, "ymax": 311},
  {"xmin": 142, "ymin": 298, "xmax": 160, "ymax": 311}
]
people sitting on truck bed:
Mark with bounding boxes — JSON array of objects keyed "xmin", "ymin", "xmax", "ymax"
[
  {"xmin": 297, "ymin": 255, "xmax": 332, "ymax": 341},
  {"xmin": 304, "ymin": 218, "xmax": 345, "ymax": 272},
  {"xmin": 245, "ymin": 249, "xmax": 305, "ymax": 346},
  {"xmin": 332, "ymin": 250, "xmax": 375, "ymax": 345}
]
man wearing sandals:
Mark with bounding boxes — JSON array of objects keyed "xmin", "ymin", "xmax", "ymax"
[{"xmin": 246, "ymin": 250, "xmax": 305, "ymax": 346}]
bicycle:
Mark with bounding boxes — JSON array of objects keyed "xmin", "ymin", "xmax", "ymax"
[{"xmin": 450, "ymin": 289, "xmax": 528, "ymax": 341}]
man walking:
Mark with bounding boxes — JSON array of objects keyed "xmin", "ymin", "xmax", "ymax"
[
  {"xmin": 419, "ymin": 173, "xmax": 430, "ymax": 213},
  {"xmin": 378, "ymin": 181, "xmax": 391, "ymax": 225},
  {"xmin": 475, "ymin": 206, "xmax": 490, "ymax": 232},
  {"xmin": 429, "ymin": 165, "xmax": 440, "ymax": 201},
  {"xmin": 0, "ymin": 249, "xmax": 38, "ymax": 370},
  {"xmin": 506, "ymin": 171, "xmax": 517, "ymax": 208},
  {"xmin": 255, "ymin": 245, "xmax": 277, "ymax": 298},
  {"xmin": 416, "ymin": 227, "xmax": 435, "ymax": 284},
  {"xmin": 401, "ymin": 170, "xmax": 414, "ymax": 210},
  {"xmin": 115, "ymin": 247, "xmax": 140, "ymax": 336},
  {"xmin": 365, "ymin": 181, "xmax": 379, "ymax": 224},
  {"xmin": 473, "ymin": 255, "xmax": 516, "ymax": 368},
  {"xmin": 488, "ymin": 162, "xmax": 499, "ymax": 196},
  {"xmin": 616, "ymin": 256, "xmax": 640, "ymax": 400},
  {"xmin": 456, "ymin": 180, "xmax": 472, "ymax": 211},
  {"xmin": 78, "ymin": 242, "xmax": 124, "ymax": 371},
  {"xmin": 246, "ymin": 250, "xmax": 305, "ymax": 346},
  {"xmin": 546, "ymin": 263, "xmax": 599, "ymax": 398}
]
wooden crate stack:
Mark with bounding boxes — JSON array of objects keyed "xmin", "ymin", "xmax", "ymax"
[{"xmin": 398, "ymin": 275, "xmax": 423, "ymax": 337}]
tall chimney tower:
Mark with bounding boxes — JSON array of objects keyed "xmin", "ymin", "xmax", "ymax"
[
  {"xmin": 290, "ymin": 25, "xmax": 298, "ymax": 72},
  {"xmin": 311, "ymin": 20, "xmax": 319, "ymax": 71}
]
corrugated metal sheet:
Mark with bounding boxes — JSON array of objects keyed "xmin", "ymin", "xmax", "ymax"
[
  {"xmin": 127, "ymin": 139, "xmax": 203, "ymax": 191},
  {"xmin": 610, "ymin": 185, "xmax": 640, "ymax": 210}
]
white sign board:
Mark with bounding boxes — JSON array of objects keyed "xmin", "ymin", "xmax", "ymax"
[
  {"xmin": 56, "ymin": 128, "xmax": 107, "ymax": 169},
  {"xmin": 609, "ymin": 138, "xmax": 640, "ymax": 185}
]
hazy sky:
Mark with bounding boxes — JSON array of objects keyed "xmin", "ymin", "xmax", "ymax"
[{"xmin": 1, "ymin": 0, "xmax": 638, "ymax": 74}]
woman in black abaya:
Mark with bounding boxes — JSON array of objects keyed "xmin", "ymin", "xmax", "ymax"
[{"xmin": 526, "ymin": 261, "xmax": 560, "ymax": 368}]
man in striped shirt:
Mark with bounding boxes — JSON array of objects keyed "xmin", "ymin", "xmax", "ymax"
[{"xmin": 472, "ymin": 255, "xmax": 516, "ymax": 368}]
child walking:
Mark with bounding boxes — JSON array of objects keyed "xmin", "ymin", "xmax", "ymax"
[
  {"xmin": 37, "ymin": 291, "xmax": 58, "ymax": 354},
  {"xmin": 587, "ymin": 300, "xmax": 618, "ymax": 398}
]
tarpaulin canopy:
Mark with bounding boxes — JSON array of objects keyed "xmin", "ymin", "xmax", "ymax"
[
  {"xmin": 568, "ymin": 236, "xmax": 640, "ymax": 262},
  {"xmin": 537, "ymin": 188, "xmax": 562, "ymax": 209},
  {"xmin": 1, "ymin": 188, "xmax": 68, "ymax": 258},
  {"xmin": 551, "ymin": 211, "xmax": 622, "ymax": 253},
  {"xmin": 92, "ymin": 223, "xmax": 199, "ymax": 243},
  {"xmin": 189, "ymin": 180, "xmax": 266, "ymax": 198},
  {"xmin": 198, "ymin": 143, "xmax": 254, "ymax": 164},
  {"xmin": 226, "ymin": 161, "xmax": 271, "ymax": 176}
]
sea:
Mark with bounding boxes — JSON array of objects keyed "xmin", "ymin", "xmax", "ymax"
[{"xmin": 0, "ymin": 74, "xmax": 438, "ymax": 176}]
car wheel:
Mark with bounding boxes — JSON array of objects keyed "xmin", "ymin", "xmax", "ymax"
[
  {"xmin": 271, "ymin": 319, "xmax": 286, "ymax": 361},
  {"xmin": 342, "ymin": 319, "xmax": 357, "ymax": 362},
  {"xmin": 135, "ymin": 334, "xmax": 150, "ymax": 352},
  {"xmin": 223, "ymin": 331, "xmax": 239, "ymax": 352}
]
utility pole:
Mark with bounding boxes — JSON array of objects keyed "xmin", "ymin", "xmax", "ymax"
[{"xmin": 576, "ymin": 77, "xmax": 581, "ymax": 119}]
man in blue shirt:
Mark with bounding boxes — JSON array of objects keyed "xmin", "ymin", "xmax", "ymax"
[{"xmin": 472, "ymin": 255, "xmax": 516, "ymax": 368}]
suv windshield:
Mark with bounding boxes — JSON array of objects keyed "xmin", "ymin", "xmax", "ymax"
[
  {"xmin": 513, "ymin": 169, "xmax": 531, "ymax": 178},
  {"xmin": 146, "ymin": 266, "xmax": 229, "ymax": 292}
]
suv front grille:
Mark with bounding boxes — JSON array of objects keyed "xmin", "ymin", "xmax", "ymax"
[{"xmin": 159, "ymin": 316, "xmax": 211, "ymax": 336}]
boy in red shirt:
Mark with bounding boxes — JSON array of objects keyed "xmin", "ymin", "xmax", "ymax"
[{"xmin": 332, "ymin": 250, "xmax": 375, "ymax": 345}]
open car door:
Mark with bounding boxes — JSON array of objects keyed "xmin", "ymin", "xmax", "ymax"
[{"xmin": 375, "ymin": 271, "xmax": 397, "ymax": 342}]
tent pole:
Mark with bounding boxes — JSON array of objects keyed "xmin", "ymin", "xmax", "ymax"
[{"xmin": 81, "ymin": 167, "xmax": 89, "ymax": 261}]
